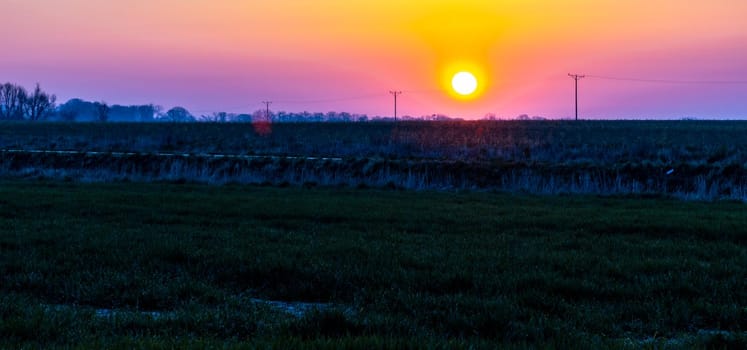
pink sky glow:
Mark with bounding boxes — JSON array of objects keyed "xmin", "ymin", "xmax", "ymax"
[{"xmin": 1, "ymin": 0, "xmax": 746, "ymax": 119}]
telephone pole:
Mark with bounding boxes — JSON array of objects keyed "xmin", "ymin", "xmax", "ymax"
[
  {"xmin": 389, "ymin": 91, "xmax": 402, "ymax": 121},
  {"xmin": 261, "ymin": 101, "xmax": 272, "ymax": 121},
  {"xmin": 568, "ymin": 74, "xmax": 584, "ymax": 121}
]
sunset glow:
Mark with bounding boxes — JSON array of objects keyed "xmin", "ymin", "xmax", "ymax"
[{"xmin": 1, "ymin": 0, "xmax": 746, "ymax": 119}]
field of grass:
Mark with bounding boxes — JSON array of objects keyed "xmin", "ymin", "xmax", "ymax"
[
  {"xmin": 2, "ymin": 121, "xmax": 747, "ymax": 199},
  {"xmin": 3, "ymin": 120, "xmax": 747, "ymax": 163},
  {"xmin": 1, "ymin": 181, "xmax": 745, "ymax": 348}
]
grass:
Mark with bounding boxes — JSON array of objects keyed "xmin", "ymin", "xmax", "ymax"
[
  {"xmin": 2, "ymin": 120, "xmax": 747, "ymax": 164},
  {"xmin": 0, "ymin": 180, "xmax": 745, "ymax": 348},
  {"xmin": 2, "ymin": 121, "xmax": 747, "ymax": 199}
]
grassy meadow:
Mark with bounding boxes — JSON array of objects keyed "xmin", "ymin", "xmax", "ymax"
[
  {"xmin": 1, "ymin": 121, "xmax": 746, "ymax": 348},
  {"xmin": 0, "ymin": 181, "xmax": 745, "ymax": 348},
  {"xmin": 2, "ymin": 120, "xmax": 747, "ymax": 199}
]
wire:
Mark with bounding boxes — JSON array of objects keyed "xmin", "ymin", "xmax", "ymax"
[
  {"xmin": 276, "ymin": 93, "xmax": 385, "ymax": 104},
  {"xmin": 191, "ymin": 92, "xmax": 390, "ymax": 113},
  {"xmin": 183, "ymin": 85, "xmax": 489, "ymax": 114},
  {"xmin": 403, "ymin": 88, "xmax": 445, "ymax": 94},
  {"xmin": 275, "ymin": 88, "xmax": 449, "ymax": 105},
  {"xmin": 189, "ymin": 74, "xmax": 747, "ymax": 114},
  {"xmin": 192, "ymin": 103, "xmax": 263, "ymax": 114},
  {"xmin": 586, "ymin": 75, "xmax": 747, "ymax": 85}
]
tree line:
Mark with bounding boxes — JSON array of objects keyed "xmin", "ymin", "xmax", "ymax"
[
  {"xmin": 0, "ymin": 82, "xmax": 199, "ymax": 122},
  {"xmin": 2, "ymin": 81, "xmax": 487, "ymax": 122}
]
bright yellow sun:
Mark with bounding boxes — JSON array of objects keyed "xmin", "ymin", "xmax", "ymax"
[{"xmin": 451, "ymin": 71, "xmax": 478, "ymax": 96}]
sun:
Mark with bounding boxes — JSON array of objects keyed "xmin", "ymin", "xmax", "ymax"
[
  {"xmin": 451, "ymin": 71, "xmax": 478, "ymax": 96},
  {"xmin": 439, "ymin": 61, "xmax": 488, "ymax": 100}
]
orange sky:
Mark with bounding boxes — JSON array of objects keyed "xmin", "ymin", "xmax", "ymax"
[{"xmin": 2, "ymin": 0, "xmax": 746, "ymax": 118}]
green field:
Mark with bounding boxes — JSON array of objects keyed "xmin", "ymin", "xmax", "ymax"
[
  {"xmin": 2, "ymin": 121, "xmax": 747, "ymax": 199},
  {"xmin": 3, "ymin": 121, "xmax": 747, "ymax": 163},
  {"xmin": 1, "ymin": 181, "xmax": 745, "ymax": 348}
]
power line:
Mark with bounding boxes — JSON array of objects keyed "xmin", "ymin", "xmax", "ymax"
[
  {"xmin": 402, "ymin": 88, "xmax": 444, "ymax": 95},
  {"xmin": 178, "ymin": 73, "xmax": 747, "ymax": 117},
  {"xmin": 389, "ymin": 91, "xmax": 402, "ymax": 121},
  {"xmin": 192, "ymin": 102, "xmax": 263, "ymax": 114},
  {"xmin": 586, "ymin": 75, "xmax": 747, "ymax": 85},
  {"xmin": 568, "ymin": 74, "xmax": 585, "ymax": 121},
  {"xmin": 181, "ymin": 88, "xmax": 450, "ymax": 115},
  {"xmin": 193, "ymin": 93, "xmax": 387, "ymax": 113},
  {"xmin": 276, "ymin": 93, "xmax": 385, "ymax": 105}
]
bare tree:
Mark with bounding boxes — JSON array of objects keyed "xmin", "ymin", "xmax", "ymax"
[
  {"xmin": 199, "ymin": 113, "xmax": 217, "ymax": 122},
  {"xmin": 0, "ymin": 82, "xmax": 28, "ymax": 120},
  {"xmin": 24, "ymin": 83, "xmax": 56, "ymax": 121},
  {"xmin": 93, "ymin": 101, "xmax": 109, "ymax": 122},
  {"xmin": 199, "ymin": 111, "xmax": 230, "ymax": 122},
  {"xmin": 216, "ymin": 111, "xmax": 228, "ymax": 122}
]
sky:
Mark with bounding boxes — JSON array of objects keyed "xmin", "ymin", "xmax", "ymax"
[{"xmin": 1, "ymin": 0, "xmax": 746, "ymax": 119}]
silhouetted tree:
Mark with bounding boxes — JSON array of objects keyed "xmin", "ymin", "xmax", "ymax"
[
  {"xmin": 58, "ymin": 108, "xmax": 78, "ymax": 122},
  {"xmin": 152, "ymin": 105, "xmax": 164, "ymax": 120},
  {"xmin": 24, "ymin": 83, "xmax": 56, "ymax": 121},
  {"xmin": 57, "ymin": 98, "xmax": 94, "ymax": 121},
  {"xmin": 0, "ymin": 82, "xmax": 28, "ymax": 120},
  {"xmin": 93, "ymin": 101, "xmax": 109, "ymax": 122},
  {"xmin": 252, "ymin": 109, "xmax": 274, "ymax": 122},
  {"xmin": 338, "ymin": 111, "xmax": 352, "ymax": 122},
  {"xmin": 164, "ymin": 106, "xmax": 194, "ymax": 122},
  {"xmin": 137, "ymin": 104, "xmax": 156, "ymax": 122},
  {"xmin": 234, "ymin": 113, "xmax": 252, "ymax": 122}
]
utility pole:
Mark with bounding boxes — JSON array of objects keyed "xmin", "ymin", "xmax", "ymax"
[
  {"xmin": 568, "ymin": 74, "xmax": 584, "ymax": 121},
  {"xmin": 389, "ymin": 91, "xmax": 402, "ymax": 121},
  {"xmin": 261, "ymin": 101, "xmax": 272, "ymax": 121}
]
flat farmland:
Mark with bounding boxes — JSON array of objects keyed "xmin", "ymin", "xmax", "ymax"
[
  {"xmin": 1, "ymin": 121, "xmax": 746, "ymax": 348},
  {"xmin": 0, "ymin": 181, "xmax": 745, "ymax": 348},
  {"xmin": 1, "ymin": 120, "xmax": 747, "ymax": 199}
]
